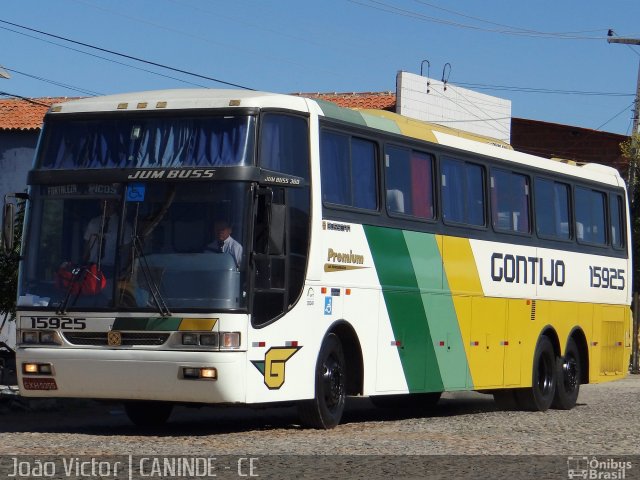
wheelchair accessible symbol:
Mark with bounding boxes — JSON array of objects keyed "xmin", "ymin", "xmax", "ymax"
[
  {"xmin": 126, "ymin": 183, "xmax": 145, "ymax": 202},
  {"xmin": 324, "ymin": 297, "xmax": 332, "ymax": 315}
]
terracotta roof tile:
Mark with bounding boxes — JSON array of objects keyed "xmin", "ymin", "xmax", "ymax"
[
  {"xmin": 0, "ymin": 97, "xmax": 75, "ymax": 131},
  {"xmin": 295, "ymin": 92, "xmax": 397, "ymax": 111}
]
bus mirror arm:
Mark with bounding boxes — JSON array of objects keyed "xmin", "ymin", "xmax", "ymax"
[
  {"xmin": 2, "ymin": 192, "xmax": 29, "ymax": 252},
  {"xmin": 2, "ymin": 203, "xmax": 15, "ymax": 252}
]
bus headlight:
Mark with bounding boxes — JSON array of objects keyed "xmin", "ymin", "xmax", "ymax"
[
  {"xmin": 39, "ymin": 331, "xmax": 58, "ymax": 344},
  {"xmin": 182, "ymin": 333, "xmax": 198, "ymax": 345},
  {"xmin": 199, "ymin": 333, "xmax": 219, "ymax": 347},
  {"xmin": 179, "ymin": 331, "xmax": 240, "ymax": 350},
  {"xmin": 22, "ymin": 332, "xmax": 39, "ymax": 344}
]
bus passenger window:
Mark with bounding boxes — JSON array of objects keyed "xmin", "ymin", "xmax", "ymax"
[
  {"xmin": 320, "ymin": 130, "xmax": 377, "ymax": 210},
  {"xmin": 441, "ymin": 158, "xmax": 485, "ymax": 226},
  {"xmin": 610, "ymin": 194, "xmax": 625, "ymax": 248},
  {"xmin": 575, "ymin": 187, "xmax": 606, "ymax": 245},
  {"xmin": 385, "ymin": 146, "xmax": 434, "ymax": 219},
  {"xmin": 491, "ymin": 169, "xmax": 530, "ymax": 234},
  {"xmin": 534, "ymin": 178, "xmax": 570, "ymax": 240}
]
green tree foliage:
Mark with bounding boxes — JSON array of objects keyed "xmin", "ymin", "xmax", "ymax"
[
  {"xmin": 0, "ymin": 201, "xmax": 24, "ymax": 320},
  {"xmin": 621, "ymin": 133, "xmax": 640, "ymax": 294}
]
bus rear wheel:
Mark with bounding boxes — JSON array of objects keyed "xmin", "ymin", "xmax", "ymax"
[
  {"xmin": 297, "ymin": 333, "xmax": 346, "ymax": 429},
  {"xmin": 124, "ymin": 401, "xmax": 173, "ymax": 427},
  {"xmin": 515, "ymin": 336, "xmax": 556, "ymax": 411},
  {"xmin": 552, "ymin": 338, "xmax": 581, "ymax": 410}
]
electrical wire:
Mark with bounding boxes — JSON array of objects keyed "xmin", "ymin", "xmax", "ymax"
[
  {"xmin": 455, "ymin": 81, "xmax": 633, "ymax": 97},
  {"xmin": 594, "ymin": 102, "xmax": 635, "ymax": 131},
  {"xmin": 348, "ymin": 0, "xmax": 607, "ymax": 40},
  {"xmin": 409, "ymin": 0, "xmax": 609, "ymax": 37},
  {"xmin": 0, "ymin": 18, "xmax": 254, "ymax": 90},
  {"xmin": 0, "ymin": 90, "xmax": 53, "ymax": 107},
  {"xmin": 5, "ymin": 67, "xmax": 103, "ymax": 96},
  {"xmin": 0, "ymin": 24, "xmax": 210, "ymax": 88}
]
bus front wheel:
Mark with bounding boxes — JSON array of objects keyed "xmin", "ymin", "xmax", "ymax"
[
  {"xmin": 297, "ymin": 333, "xmax": 346, "ymax": 429},
  {"xmin": 515, "ymin": 336, "xmax": 556, "ymax": 411},
  {"xmin": 124, "ymin": 401, "xmax": 173, "ymax": 427}
]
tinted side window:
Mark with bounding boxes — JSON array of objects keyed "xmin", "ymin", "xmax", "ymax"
[
  {"xmin": 385, "ymin": 146, "xmax": 434, "ymax": 219},
  {"xmin": 441, "ymin": 158, "xmax": 485, "ymax": 226},
  {"xmin": 535, "ymin": 179, "xmax": 570, "ymax": 240},
  {"xmin": 610, "ymin": 193, "xmax": 625, "ymax": 249},
  {"xmin": 320, "ymin": 130, "xmax": 377, "ymax": 210},
  {"xmin": 352, "ymin": 138, "xmax": 377, "ymax": 210},
  {"xmin": 575, "ymin": 187, "xmax": 606, "ymax": 245},
  {"xmin": 260, "ymin": 114, "xmax": 309, "ymax": 178},
  {"xmin": 492, "ymin": 169, "xmax": 530, "ymax": 234}
]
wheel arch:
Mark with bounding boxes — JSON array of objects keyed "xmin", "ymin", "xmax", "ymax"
[
  {"xmin": 567, "ymin": 327, "xmax": 590, "ymax": 384},
  {"xmin": 539, "ymin": 325, "xmax": 561, "ymax": 358},
  {"xmin": 326, "ymin": 320, "xmax": 364, "ymax": 396}
]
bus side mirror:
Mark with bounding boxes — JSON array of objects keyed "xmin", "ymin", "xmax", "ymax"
[{"xmin": 2, "ymin": 202, "xmax": 15, "ymax": 252}]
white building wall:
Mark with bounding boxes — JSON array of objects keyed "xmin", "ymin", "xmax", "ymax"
[{"xmin": 396, "ymin": 71, "xmax": 512, "ymax": 142}]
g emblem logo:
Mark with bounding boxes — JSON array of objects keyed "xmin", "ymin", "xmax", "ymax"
[{"xmin": 107, "ymin": 331, "xmax": 122, "ymax": 346}]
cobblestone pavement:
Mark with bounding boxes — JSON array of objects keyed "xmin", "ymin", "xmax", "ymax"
[{"xmin": 0, "ymin": 375, "xmax": 639, "ymax": 456}]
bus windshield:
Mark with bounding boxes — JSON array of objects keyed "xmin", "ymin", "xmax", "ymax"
[
  {"xmin": 38, "ymin": 114, "xmax": 255, "ymax": 169},
  {"xmin": 19, "ymin": 182, "xmax": 250, "ymax": 312}
]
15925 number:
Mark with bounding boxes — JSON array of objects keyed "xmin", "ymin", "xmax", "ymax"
[
  {"xmin": 30, "ymin": 316, "xmax": 86, "ymax": 330},
  {"xmin": 589, "ymin": 266, "xmax": 625, "ymax": 290}
]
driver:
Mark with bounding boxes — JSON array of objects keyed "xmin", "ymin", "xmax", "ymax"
[{"xmin": 205, "ymin": 219, "xmax": 243, "ymax": 267}]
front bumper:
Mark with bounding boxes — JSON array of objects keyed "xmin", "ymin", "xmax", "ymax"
[{"xmin": 17, "ymin": 347, "xmax": 247, "ymax": 404}]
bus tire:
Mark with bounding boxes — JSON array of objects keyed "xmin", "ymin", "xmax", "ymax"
[
  {"xmin": 515, "ymin": 336, "xmax": 556, "ymax": 411},
  {"xmin": 552, "ymin": 338, "xmax": 581, "ymax": 410},
  {"xmin": 297, "ymin": 333, "xmax": 346, "ymax": 429},
  {"xmin": 124, "ymin": 401, "xmax": 173, "ymax": 427}
]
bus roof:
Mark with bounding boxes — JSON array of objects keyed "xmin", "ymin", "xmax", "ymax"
[
  {"xmin": 49, "ymin": 89, "xmax": 624, "ymax": 188},
  {"xmin": 48, "ymin": 89, "xmax": 311, "ymax": 114}
]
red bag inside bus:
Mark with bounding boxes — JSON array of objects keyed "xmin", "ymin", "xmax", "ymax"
[{"xmin": 55, "ymin": 262, "xmax": 107, "ymax": 296}]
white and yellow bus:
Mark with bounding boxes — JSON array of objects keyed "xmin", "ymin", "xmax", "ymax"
[{"xmin": 7, "ymin": 89, "xmax": 631, "ymax": 428}]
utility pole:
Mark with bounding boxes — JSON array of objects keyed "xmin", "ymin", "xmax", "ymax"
[
  {"xmin": 608, "ymin": 35, "xmax": 640, "ymax": 374},
  {"xmin": 607, "ymin": 37, "xmax": 640, "ymax": 135}
]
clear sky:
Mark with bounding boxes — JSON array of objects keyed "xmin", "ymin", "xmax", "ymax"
[{"xmin": 1, "ymin": 0, "xmax": 639, "ymax": 135}]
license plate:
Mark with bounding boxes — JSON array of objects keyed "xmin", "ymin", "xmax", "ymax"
[{"xmin": 22, "ymin": 378, "xmax": 58, "ymax": 391}]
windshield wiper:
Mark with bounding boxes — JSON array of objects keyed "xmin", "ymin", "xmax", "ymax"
[
  {"xmin": 131, "ymin": 235, "xmax": 172, "ymax": 317},
  {"xmin": 56, "ymin": 265, "xmax": 90, "ymax": 315}
]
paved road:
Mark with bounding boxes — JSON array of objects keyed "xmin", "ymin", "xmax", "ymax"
[
  {"xmin": 1, "ymin": 375, "xmax": 639, "ymax": 456},
  {"xmin": 1, "ymin": 376, "xmax": 639, "ymax": 479}
]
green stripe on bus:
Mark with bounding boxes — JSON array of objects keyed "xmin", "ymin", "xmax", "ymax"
[
  {"xmin": 403, "ymin": 231, "xmax": 471, "ymax": 390},
  {"xmin": 364, "ymin": 225, "xmax": 444, "ymax": 392},
  {"xmin": 316, "ymin": 99, "xmax": 368, "ymax": 126},
  {"xmin": 112, "ymin": 317, "xmax": 182, "ymax": 331}
]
